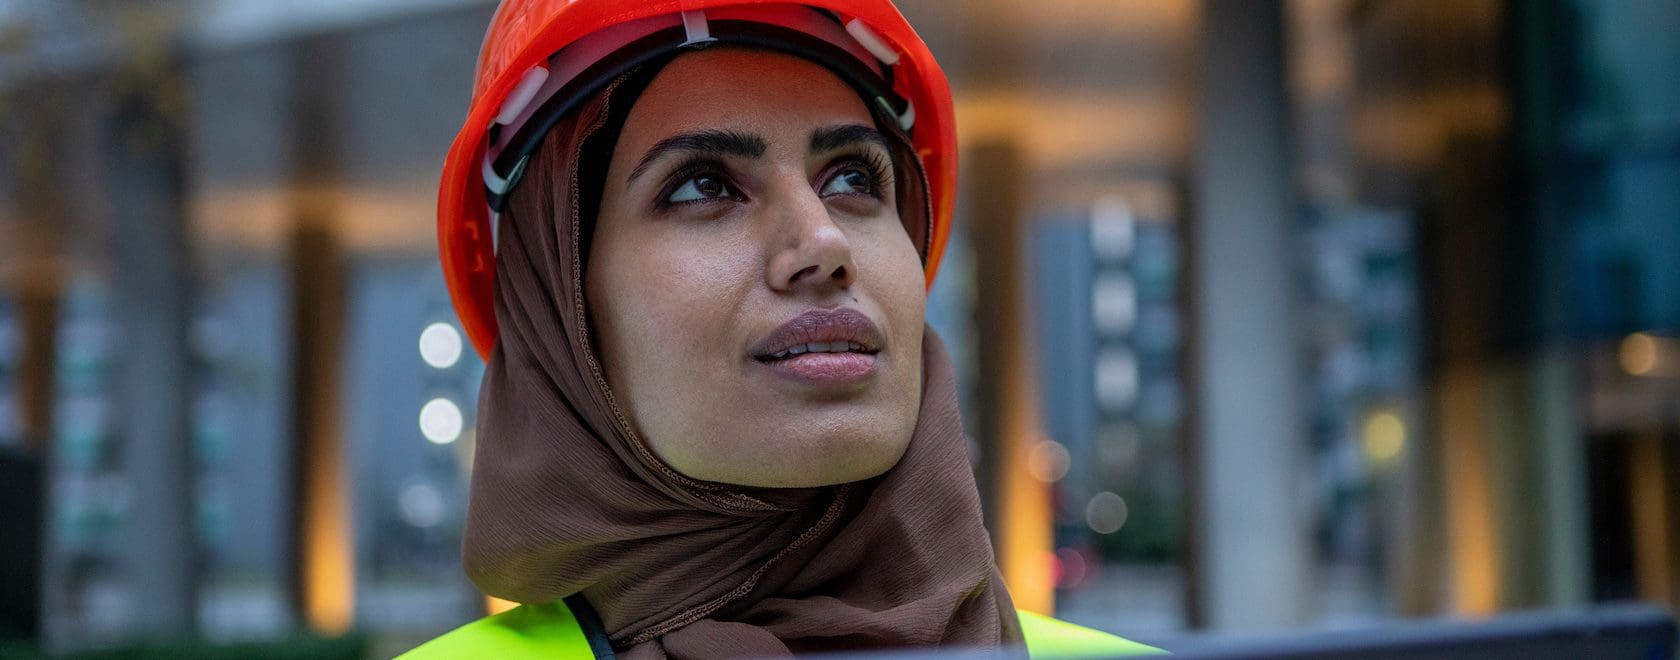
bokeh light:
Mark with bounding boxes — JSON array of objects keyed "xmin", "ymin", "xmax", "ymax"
[
  {"xmin": 1095, "ymin": 348, "xmax": 1140, "ymax": 411},
  {"xmin": 1619, "ymin": 332, "xmax": 1663, "ymax": 377},
  {"xmin": 1089, "ymin": 195, "xmax": 1136, "ymax": 261},
  {"xmin": 1092, "ymin": 274, "xmax": 1139, "ymax": 335},
  {"xmin": 418, "ymin": 398, "xmax": 463, "ymax": 445},
  {"xmin": 419, "ymin": 322, "xmax": 464, "ymax": 369},
  {"xmin": 398, "ymin": 483, "xmax": 445, "ymax": 528},
  {"xmin": 1054, "ymin": 547, "xmax": 1090, "ymax": 589},
  {"xmin": 1027, "ymin": 439, "xmax": 1072, "ymax": 483},
  {"xmin": 1085, "ymin": 491, "xmax": 1129, "ymax": 535},
  {"xmin": 1364, "ymin": 410, "xmax": 1406, "ymax": 467}
]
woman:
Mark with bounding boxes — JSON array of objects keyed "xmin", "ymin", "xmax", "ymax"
[{"xmin": 408, "ymin": 1, "xmax": 1162, "ymax": 657}]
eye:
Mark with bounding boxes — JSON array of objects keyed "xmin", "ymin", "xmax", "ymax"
[
  {"xmin": 820, "ymin": 167, "xmax": 877, "ymax": 197},
  {"xmin": 666, "ymin": 174, "xmax": 738, "ymax": 204}
]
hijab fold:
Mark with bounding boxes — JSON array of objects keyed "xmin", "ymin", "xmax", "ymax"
[{"xmin": 464, "ymin": 69, "xmax": 1021, "ymax": 658}]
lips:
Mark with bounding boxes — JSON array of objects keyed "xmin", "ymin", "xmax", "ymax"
[
  {"xmin": 751, "ymin": 308, "xmax": 884, "ymax": 386},
  {"xmin": 750, "ymin": 308, "xmax": 884, "ymax": 361}
]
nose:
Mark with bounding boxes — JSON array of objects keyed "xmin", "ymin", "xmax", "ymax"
[{"xmin": 766, "ymin": 186, "xmax": 856, "ymax": 293}]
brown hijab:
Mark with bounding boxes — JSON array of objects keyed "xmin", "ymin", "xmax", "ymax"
[{"xmin": 463, "ymin": 65, "xmax": 1021, "ymax": 658}]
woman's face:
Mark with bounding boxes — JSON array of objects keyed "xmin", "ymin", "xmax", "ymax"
[{"xmin": 587, "ymin": 48, "xmax": 926, "ymax": 488}]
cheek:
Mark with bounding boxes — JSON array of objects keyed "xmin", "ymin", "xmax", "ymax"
[
  {"xmin": 861, "ymin": 222, "xmax": 928, "ymax": 329},
  {"xmin": 589, "ymin": 226, "xmax": 752, "ymax": 386}
]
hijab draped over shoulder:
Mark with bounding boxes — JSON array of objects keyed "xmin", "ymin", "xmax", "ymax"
[{"xmin": 464, "ymin": 69, "xmax": 1022, "ymax": 658}]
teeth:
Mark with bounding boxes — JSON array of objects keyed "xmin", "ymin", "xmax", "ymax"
[{"xmin": 767, "ymin": 341, "xmax": 870, "ymax": 359}]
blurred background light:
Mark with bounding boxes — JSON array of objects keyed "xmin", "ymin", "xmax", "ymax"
[
  {"xmin": 1619, "ymin": 333, "xmax": 1658, "ymax": 376},
  {"xmin": 1085, "ymin": 491, "xmax": 1129, "ymax": 535},
  {"xmin": 1094, "ymin": 348, "xmax": 1140, "ymax": 411},
  {"xmin": 418, "ymin": 398, "xmax": 463, "ymax": 445},
  {"xmin": 1089, "ymin": 196, "xmax": 1136, "ymax": 262},
  {"xmin": 1617, "ymin": 332, "xmax": 1679, "ymax": 378},
  {"xmin": 1054, "ymin": 547, "xmax": 1091, "ymax": 589},
  {"xmin": 418, "ymin": 322, "xmax": 463, "ymax": 369},
  {"xmin": 1091, "ymin": 275, "xmax": 1139, "ymax": 335},
  {"xmin": 1027, "ymin": 439, "xmax": 1072, "ymax": 483},
  {"xmin": 397, "ymin": 482, "xmax": 445, "ymax": 529},
  {"xmin": 1362, "ymin": 409, "xmax": 1405, "ymax": 467}
]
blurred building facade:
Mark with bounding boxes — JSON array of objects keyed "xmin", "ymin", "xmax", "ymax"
[{"xmin": 1, "ymin": 0, "xmax": 1677, "ymax": 652}]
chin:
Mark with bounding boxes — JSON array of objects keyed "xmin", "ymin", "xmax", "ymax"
[
  {"xmin": 793, "ymin": 434, "xmax": 911, "ymax": 487},
  {"xmin": 684, "ymin": 416, "xmax": 915, "ymax": 489}
]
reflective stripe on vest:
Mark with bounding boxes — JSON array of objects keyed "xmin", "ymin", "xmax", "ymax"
[{"xmin": 400, "ymin": 601, "xmax": 1165, "ymax": 658}]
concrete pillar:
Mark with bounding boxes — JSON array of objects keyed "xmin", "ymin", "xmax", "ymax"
[
  {"xmin": 285, "ymin": 34, "xmax": 355, "ymax": 635},
  {"xmin": 5, "ymin": 80, "xmax": 71, "ymax": 647},
  {"xmin": 1427, "ymin": 132, "xmax": 1592, "ymax": 614},
  {"xmin": 108, "ymin": 65, "xmax": 200, "ymax": 637},
  {"xmin": 965, "ymin": 141, "xmax": 1054, "ymax": 615},
  {"xmin": 1530, "ymin": 349, "xmax": 1591, "ymax": 607},
  {"xmin": 286, "ymin": 224, "xmax": 353, "ymax": 635},
  {"xmin": 15, "ymin": 290, "xmax": 58, "ymax": 457},
  {"xmin": 6, "ymin": 80, "xmax": 71, "ymax": 460},
  {"xmin": 1626, "ymin": 430, "xmax": 1676, "ymax": 605},
  {"xmin": 1187, "ymin": 0, "xmax": 1312, "ymax": 630}
]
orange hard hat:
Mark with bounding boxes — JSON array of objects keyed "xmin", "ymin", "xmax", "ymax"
[{"xmin": 438, "ymin": 0, "xmax": 957, "ymax": 359}]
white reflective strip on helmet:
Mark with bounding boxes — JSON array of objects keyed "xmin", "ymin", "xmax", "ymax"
[
  {"xmin": 844, "ymin": 18, "xmax": 899, "ymax": 66},
  {"xmin": 496, "ymin": 65, "xmax": 550, "ymax": 126},
  {"xmin": 680, "ymin": 9, "xmax": 714, "ymax": 46},
  {"xmin": 487, "ymin": 12, "xmax": 682, "ymax": 158}
]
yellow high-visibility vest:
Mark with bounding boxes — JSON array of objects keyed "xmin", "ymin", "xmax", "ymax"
[{"xmin": 401, "ymin": 598, "xmax": 1164, "ymax": 658}]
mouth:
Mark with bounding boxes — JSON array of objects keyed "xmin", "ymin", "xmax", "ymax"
[
  {"xmin": 761, "ymin": 340, "xmax": 876, "ymax": 361},
  {"xmin": 751, "ymin": 308, "xmax": 884, "ymax": 386}
]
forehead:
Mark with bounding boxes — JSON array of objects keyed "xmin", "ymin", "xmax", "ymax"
[{"xmin": 619, "ymin": 47, "xmax": 876, "ymax": 149}]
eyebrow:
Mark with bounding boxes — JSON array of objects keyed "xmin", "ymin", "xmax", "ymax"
[
  {"xmin": 626, "ymin": 124, "xmax": 891, "ymax": 184},
  {"xmin": 629, "ymin": 130, "xmax": 768, "ymax": 182},
  {"xmin": 810, "ymin": 124, "xmax": 889, "ymax": 154}
]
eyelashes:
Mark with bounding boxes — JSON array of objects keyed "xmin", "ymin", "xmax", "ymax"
[
  {"xmin": 653, "ymin": 151, "xmax": 892, "ymax": 212},
  {"xmin": 834, "ymin": 150, "xmax": 891, "ymax": 199},
  {"xmin": 659, "ymin": 163, "xmax": 742, "ymax": 206}
]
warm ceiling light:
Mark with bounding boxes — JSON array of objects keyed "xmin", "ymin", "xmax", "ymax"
[
  {"xmin": 1364, "ymin": 410, "xmax": 1405, "ymax": 467},
  {"xmin": 1620, "ymin": 332, "xmax": 1661, "ymax": 376}
]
